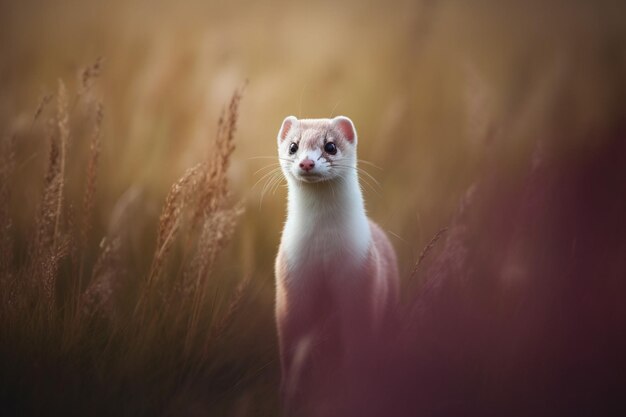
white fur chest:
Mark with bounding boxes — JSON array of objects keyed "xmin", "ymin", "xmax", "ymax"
[{"xmin": 280, "ymin": 176, "xmax": 371, "ymax": 279}]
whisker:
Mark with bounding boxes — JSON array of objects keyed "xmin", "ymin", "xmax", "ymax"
[
  {"xmin": 330, "ymin": 163, "xmax": 383, "ymax": 190},
  {"xmin": 259, "ymin": 175, "xmax": 276, "ymax": 208},
  {"xmin": 271, "ymin": 177, "xmax": 286, "ymax": 195},
  {"xmin": 331, "ymin": 165, "xmax": 382, "ymax": 197},
  {"xmin": 253, "ymin": 166, "xmax": 281, "ymax": 183},
  {"xmin": 348, "ymin": 166, "xmax": 382, "ymax": 189},
  {"xmin": 329, "ymin": 163, "xmax": 355, "ymax": 169},
  {"xmin": 356, "ymin": 167, "xmax": 382, "ymax": 188},
  {"xmin": 260, "ymin": 172, "xmax": 284, "ymax": 207},
  {"xmin": 262, "ymin": 170, "xmax": 283, "ymax": 196},
  {"xmin": 252, "ymin": 168, "xmax": 282, "ymax": 190},
  {"xmin": 358, "ymin": 159, "xmax": 383, "ymax": 171},
  {"xmin": 253, "ymin": 163, "xmax": 281, "ymax": 176},
  {"xmin": 356, "ymin": 177, "xmax": 380, "ymax": 197},
  {"xmin": 248, "ymin": 156, "xmax": 292, "ymax": 162}
]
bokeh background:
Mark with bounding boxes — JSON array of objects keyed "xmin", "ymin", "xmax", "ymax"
[
  {"xmin": 4, "ymin": 0, "xmax": 624, "ymax": 277},
  {"xmin": 1, "ymin": 0, "xmax": 625, "ymax": 416}
]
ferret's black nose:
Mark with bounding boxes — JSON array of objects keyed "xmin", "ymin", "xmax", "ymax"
[{"xmin": 299, "ymin": 159, "xmax": 315, "ymax": 172}]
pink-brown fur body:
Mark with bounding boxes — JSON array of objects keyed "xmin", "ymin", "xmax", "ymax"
[{"xmin": 274, "ymin": 116, "xmax": 398, "ymax": 410}]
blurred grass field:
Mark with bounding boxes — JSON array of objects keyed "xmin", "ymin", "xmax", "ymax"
[{"xmin": 1, "ymin": 0, "xmax": 625, "ymax": 415}]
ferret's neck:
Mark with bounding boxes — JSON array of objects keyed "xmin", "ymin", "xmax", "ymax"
[
  {"xmin": 286, "ymin": 170, "xmax": 366, "ymax": 222},
  {"xmin": 282, "ymin": 169, "xmax": 372, "ymax": 267}
]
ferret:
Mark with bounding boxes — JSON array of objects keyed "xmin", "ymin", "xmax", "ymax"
[{"xmin": 274, "ymin": 115, "xmax": 399, "ymax": 409}]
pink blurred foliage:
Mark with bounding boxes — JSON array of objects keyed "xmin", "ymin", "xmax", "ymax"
[{"xmin": 295, "ymin": 126, "xmax": 626, "ymax": 417}]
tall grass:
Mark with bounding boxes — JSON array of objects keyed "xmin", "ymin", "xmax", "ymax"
[{"xmin": 0, "ymin": 71, "xmax": 269, "ymax": 416}]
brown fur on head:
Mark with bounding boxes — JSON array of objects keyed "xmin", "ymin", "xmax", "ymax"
[{"xmin": 277, "ymin": 116, "xmax": 358, "ymax": 184}]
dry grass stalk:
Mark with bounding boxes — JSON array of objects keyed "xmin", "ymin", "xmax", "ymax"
[
  {"xmin": 409, "ymin": 227, "xmax": 448, "ymax": 282},
  {"xmin": 181, "ymin": 204, "xmax": 244, "ymax": 297},
  {"xmin": 66, "ymin": 201, "xmax": 80, "ymax": 269},
  {"xmin": 177, "ymin": 86, "xmax": 245, "ymax": 355},
  {"xmin": 209, "ymin": 273, "xmax": 250, "ymax": 342},
  {"xmin": 32, "ymin": 122, "xmax": 60, "ymax": 256},
  {"xmin": 0, "ymin": 134, "xmax": 17, "ymax": 282},
  {"xmin": 81, "ymin": 101, "xmax": 103, "ymax": 247},
  {"xmin": 82, "ymin": 236, "xmax": 125, "ymax": 319},
  {"xmin": 147, "ymin": 162, "xmax": 206, "ymax": 286},
  {"xmin": 40, "ymin": 234, "xmax": 71, "ymax": 310},
  {"xmin": 73, "ymin": 100, "xmax": 104, "ymax": 312},
  {"xmin": 83, "ymin": 186, "xmax": 144, "ymax": 324},
  {"xmin": 33, "ymin": 94, "xmax": 53, "ymax": 126},
  {"xmin": 78, "ymin": 57, "xmax": 103, "ymax": 99},
  {"xmin": 3, "ymin": 93, "xmax": 53, "ymax": 303},
  {"xmin": 182, "ymin": 204, "xmax": 244, "ymax": 356},
  {"xmin": 53, "ymin": 79, "xmax": 70, "ymax": 249},
  {"xmin": 29, "ymin": 129, "xmax": 61, "ymax": 290},
  {"xmin": 193, "ymin": 83, "xmax": 246, "ymax": 226},
  {"xmin": 27, "ymin": 80, "xmax": 71, "ymax": 307}
]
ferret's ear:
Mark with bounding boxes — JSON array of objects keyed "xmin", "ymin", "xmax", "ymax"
[
  {"xmin": 332, "ymin": 116, "xmax": 357, "ymax": 143},
  {"xmin": 278, "ymin": 116, "xmax": 297, "ymax": 143}
]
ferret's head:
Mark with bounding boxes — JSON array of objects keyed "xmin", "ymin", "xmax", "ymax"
[{"xmin": 276, "ymin": 116, "xmax": 358, "ymax": 184}]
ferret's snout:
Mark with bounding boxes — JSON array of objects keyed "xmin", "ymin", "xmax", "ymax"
[{"xmin": 299, "ymin": 159, "xmax": 315, "ymax": 172}]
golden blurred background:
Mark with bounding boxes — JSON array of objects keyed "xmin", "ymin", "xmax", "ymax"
[
  {"xmin": 3, "ymin": 0, "xmax": 624, "ymax": 282},
  {"xmin": 1, "ymin": 0, "xmax": 625, "ymax": 414}
]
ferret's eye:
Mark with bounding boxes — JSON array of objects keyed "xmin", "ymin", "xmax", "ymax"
[
  {"xmin": 289, "ymin": 143, "xmax": 298, "ymax": 155},
  {"xmin": 324, "ymin": 142, "xmax": 337, "ymax": 155}
]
